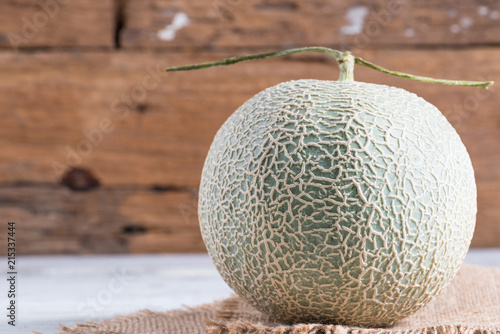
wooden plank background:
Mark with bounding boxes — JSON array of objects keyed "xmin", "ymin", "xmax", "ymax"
[
  {"xmin": 0, "ymin": 0, "xmax": 116, "ymax": 49},
  {"xmin": 0, "ymin": 0, "xmax": 499, "ymax": 254},
  {"xmin": 122, "ymin": 0, "xmax": 500, "ymax": 48}
]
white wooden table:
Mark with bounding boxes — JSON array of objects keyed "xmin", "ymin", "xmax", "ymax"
[{"xmin": 1, "ymin": 250, "xmax": 499, "ymax": 334}]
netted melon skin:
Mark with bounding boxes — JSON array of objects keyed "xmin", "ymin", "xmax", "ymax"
[{"xmin": 198, "ymin": 79, "xmax": 476, "ymax": 327}]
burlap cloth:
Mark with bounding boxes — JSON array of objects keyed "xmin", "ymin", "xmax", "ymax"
[{"xmin": 57, "ymin": 264, "xmax": 500, "ymax": 334}]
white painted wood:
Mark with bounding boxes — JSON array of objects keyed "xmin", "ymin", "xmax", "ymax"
[
  {"xmin": 2, "ymin": 254, "xmax": 232, "ymax": 334},
  {"xmin": 0, "ymin": 250, "xmax": 498, "ymax": 334}
]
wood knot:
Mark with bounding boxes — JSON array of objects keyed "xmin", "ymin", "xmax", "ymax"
[
  {"xmin": 135, "ymin": 103, "xmax": 148, "ymax": 113},
  {"xmin": 122, "ymin": 225, "xmax": 147, "ymax": 234},
  {"xmin": 61, "ymin": 167, "xmax": 100, "ymax": 191}
]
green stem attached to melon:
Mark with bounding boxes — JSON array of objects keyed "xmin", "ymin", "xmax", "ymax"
[
  {"xmin": 337, "ymin": 52, "xmax": 355, "ymax": 82},
  {"xmin": 166, "ymin": 47, "xmax": 493, "ymax": 88}
]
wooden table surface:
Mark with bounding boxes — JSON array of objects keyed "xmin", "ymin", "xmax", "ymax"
[{"xmin": 2, "ymin": 250, "xmax": 499, "ymax": 334}]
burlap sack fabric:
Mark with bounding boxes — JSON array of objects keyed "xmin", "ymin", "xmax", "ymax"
[{"xmin": 58, "ymin": 264, "xmax": 500, "ymax": 334}]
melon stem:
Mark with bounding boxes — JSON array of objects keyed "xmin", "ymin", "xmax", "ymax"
[
  {"xmin": 338, "ymin": 52, "xmax": 355, "ymax": 82},
  {"xmin": 166, "ymin": 47, "xmax": 493, "ymax": 89}
]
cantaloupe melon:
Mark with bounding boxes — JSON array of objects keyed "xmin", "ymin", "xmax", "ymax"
[{"xmin": 167, "ymin": 48, "xmax": 490, "ymax": 327}]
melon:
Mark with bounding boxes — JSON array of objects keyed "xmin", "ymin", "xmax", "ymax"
[{"xmin": 168, "ymin": 48, "xmax": 490, "ymax": 327}]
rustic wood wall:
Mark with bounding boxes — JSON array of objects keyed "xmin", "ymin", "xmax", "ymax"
[{"xmin": 0, "ymin": 0, "xmax": 499, "ymax": 254}]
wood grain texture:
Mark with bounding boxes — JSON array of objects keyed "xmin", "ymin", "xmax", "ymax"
[
  {"xmin": 0, "ymin": 186, "xmax": 203, "ymax": 254},
  {"xmin": 0, "ymin": 48, "xmax": 499, "ymax": 253},
  {"xmin": 0, "ymin": 0, "xmax": 115, "ymax": 49},
  {"xmin": 121, "ymin": 0, "xmax": 500, "ymax": 49}
]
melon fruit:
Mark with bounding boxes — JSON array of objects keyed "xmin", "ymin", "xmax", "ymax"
[{"xmin": 167, "ymin": 48, "xmax": 490, "ymax": 327}]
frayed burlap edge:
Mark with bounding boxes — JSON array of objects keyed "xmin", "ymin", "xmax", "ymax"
[
  {"xmin": 55, "ymin": 302, "xmax": 218, "ymax": 334},
  {"xmin": 57, "ymin": 310, "xmax": 168, "ymax": 334},
  {"xmin": 206, "ymin": 321, "xmax": 498, "ymax": 334}
]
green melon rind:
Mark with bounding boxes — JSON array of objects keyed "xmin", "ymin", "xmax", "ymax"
[{"xmin": 198, "ymin": 79, "xmax": 476, "ymax": 327}]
